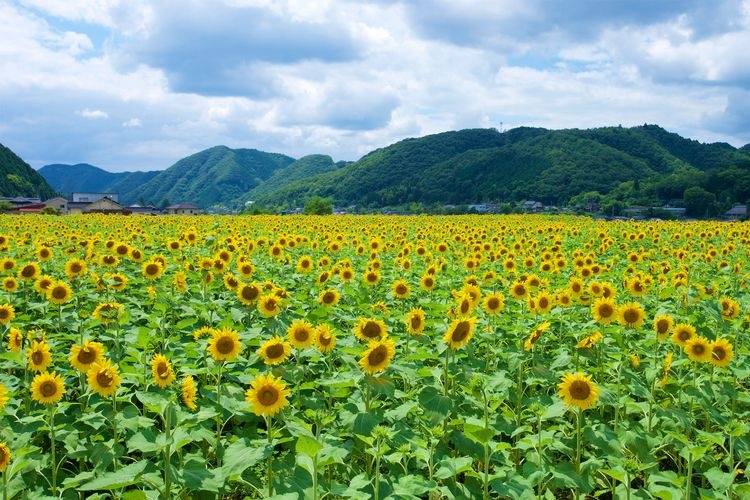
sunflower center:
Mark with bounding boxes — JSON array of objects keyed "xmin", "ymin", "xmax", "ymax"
[
  {"xmin": 623, "ymin": 309, "xmax": 639, "ymax": 323},
  {"xmin": 52, "ymin": 287, "xmax": 66, "ymax": 299},
  {"xmin": 569, "ymin": 380, "xmax": 591, "ymax": 400},
  {"xmin": 367, "ymin": 273, "xmax": 377, "ymax": 283},
  {"xmin": 322, "ymin": 292, "xmax": 336, "ymax": 304},
  {"xmin": 157, "ymin": 362, "xmax": 169, "ymax": 378},
  {"xmin": 264, "ymin": 298, "xmax": 278, "ymax": 309},
  {"xmin": 712, "ymin": 346, "xmax": 726, "ymax": 360},
  {"xmin": 294, "ymin": 329, "xmax": 309, "ymax": 342},
  {"xmin": 452, "ymin": 321, "xmax": 470, "ymax": 342},
  {"xmin": 318, "ymin": 334, "xmax": 332, "ymax": 346},
  {"xmin": 71, "ymin": 263, "xmax": 82, "ymax": 273},
  {"xmin": 678, "ymin": 330, "xmax": 691, "ymax": 341},
  {"xmin": 539, "ymin": 297, "xmax": 550, "ymax": 309},
  {"xmin": 656, "ymin": 320, "xmax": 669, "ymax": 334},
  {"xmin": 410, "ymin": 316, "xmax": 422, "ymax": 329},
  {"xmin": 599, "ymin": 304, "xmax": 613, "ymax": 318},
  {"xmin": 77, "ymin": 348, "xmax": 96, "ymax": 364},
  {"xmin": 692, "ymin": 344, "xmax": 705, "ymax": 355},
  {"xmin": 97, "ymin": 370, "xmax": 113, "ymax": 388},
  {"xmin": 40, "ymin": 381, "xmax": 57, "ymax": 397},
  {"xmin": 146, "ymin": 264, "xmax": 159, "ymax": 275},
  {"xmin": 260, "ymin": 387, "xmax": 279, "ymax": 405},
  {"xmin": 361, "ymin": 321, "xmax": 381, "ymax": 338},
  {"xmin": 21, "ymin": 266, "xmax": 35, "ymax": 277},
  {"xmin": 395, "ymin": 284, "xmax": 407, "ymax": 295},
  {"xmin": 32, "ymin": 351, "xmax": 44, "ymax": 365},
  {"xmin": 487, "ymin": 298, "xmax": 500, "ymax": 310},
  {"xmin": 266, "ymin": 343, "xmax": 284, "ymax": 358},
  {"xmin": 367, "ymin": 346, "xmax": 387, "ymax": 366},
  {"xmin": 242, "ymin": 286, "xmax": 259, "ymax": 301},
  {"xmin": 216, "ymin": 336, "xmax": 235, "ymax": 354},
  {"xmin": 0, "ymin": 310, "xmax": 8, "ymax": 320}
]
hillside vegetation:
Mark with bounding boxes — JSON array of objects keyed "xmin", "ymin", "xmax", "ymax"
[
  {"xmin": 0, "ymin": 143, "xmax": 56, "ymax": 199},
  {"xmin": 38, "ymin": 164, "xmax": 159, "ymax": 200}
]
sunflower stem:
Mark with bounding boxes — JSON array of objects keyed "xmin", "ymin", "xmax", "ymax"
[
  {"xmin": 3, "ymin": 466, "xmax": 8, "ymax": 500},
  {"xmin": 266, "ymin": 415, "xmax": 274, "ymax": 497},
  {"xmin": 216, "ymin": 361, "xmax": 223, "ymax": 466},
  {"xmin": 364, "ymin": 378, "xmax": 372, "ymax": 412},
  {"xmin": 575, "ymin": 407, "xmax": 583, "ymax": 474},
  {"xmin": 49, "ymin": 407, "xmax": 57, "ymax": 497},
  {"xmin": 443, "ymin": 348, "xmax": 450, "ymax": 396},
  {"xmin": 111, "ymin": 391, "xmax": 118, "ymax": 471},
  {"xmin": 164, "ymin": 402, "xmax": 172, "ymax": 500}
]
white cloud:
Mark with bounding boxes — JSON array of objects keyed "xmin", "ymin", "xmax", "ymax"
[
  {"xmin": 122, "ymin": 117, "xmax": 142, "ymax": 127},
  {"xmin": 77, "ymin": 108, "xmax": 109, "ymax": 119}
]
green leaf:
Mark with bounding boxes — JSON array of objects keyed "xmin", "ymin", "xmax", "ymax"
[
  {"xmin": 78, "ymin": 460, "xmax": 150, "ymax": 491},
  {"xmin": 221, "ymin": 439, "xmax": 271, "ymax": 477},
  {"xmin": 180, "ymin": 459, "xmax": 222, "ymax": 493},
  {"xmin": 703, "ymin": 467, "xmax": 735, "ymax": 492},
  {"xmin": 296, "ymin": 434, "xmax": 324, "ymax": 458},
  {"xmin": 366, "ymin": 375, "xmax": 395, "ymax": 397},
  {"xmin": 419, "ymin": 386, "xmax": 452, "ymax": 420},
  {"xmin": 600, "ymin": 468, "xmax": 626, "ymax": 483},
  {"xmin": 434, "ymin": 456, "xmax": 474, "ymax": 480},
  {"xmin": 353, "ymin": 412, "xmax": 381, "ymax": 437},
  {"xmin": 464, "ymin": 422, "xmax": 495, "ymax": 445}
]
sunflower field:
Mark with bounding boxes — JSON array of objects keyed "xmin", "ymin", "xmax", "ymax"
[{"xmin": 0, "ymin": 214, "xmax": 748, "ymax": 499}]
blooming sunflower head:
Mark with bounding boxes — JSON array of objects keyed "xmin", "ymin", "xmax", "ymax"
[
  {"xmin": 618, "ymin": 302, "xmax": 645, "ymax": 328},
  {"xmin": 671, "ymin": 323, "xmax": 696, "ymax": 347},
  {"xmin": 258, "ymin": 336, "xmax": 292, "ymax": 365},
  {"xmin": 685, "ymin": 337, "xmax": 711, "ymax": 363},
  {"xmin": 391, "ymin": 280, "xmax": 410, "ymax": 299},
  {"xmin": 708, "ymin": 338, "xmax": 734, "ymax": 368},
  {"xmin": 150, "ymin": 354, "xmax": 176, "ymax": 388},
  {"xmin": 0, "ymin": 383, "xmax": 8, "ymax": 411},
  {"xmin": 0, "ymin": 303, "xmax": 14, "ymax": 325},
  {"xmin": 27, "ymin": 339, "xmax": 53, "ymax": 372},
  {"xmin": 0, "ymin": 442, "xmax": 10, "ymax": 472},
  {"xmin": 87, "ymin": 359, "xmax": 121, "ymax": 397},
  {"xmin": 653, "ymin": 314, "xmax": 674, "ymax": 340},
  {"xmin": 358, "ymin": 338, "xmax": 396, "ymax": 375},
  {"xmin": 287, "ymin": 320, "xmax": 315, "ymax": 349},
  {"xmin": 207, "ymin": 328, "xmax": 242, "ymax": 362},
  {"xmin": 7, "ymin": 327, "xmax": 23, "ymax": 352},
  {"xmin": 245, "ymin": 373, "xmax": 291, "ymax": 417},
  {"xmin": 315, "ymin": 324, "xmax": 337, "ymax": 353},
  {"xmin": 483, "ymin": 293, "xmax": 505, "ymax": 314},
  {"xmin": 406, "ymin": 308, "xmax": 426, "ymax": 335},
  {"xmin": 181, "ymin": 376, "xmax": 198, "ymax": 410},
  {"xmin": 31, "ymin": 371, "xmax": 66, "ymax": 406},
  {"xmin": 317, "ymin": 288, "xmax": 340, "ymax": 307},
  {"xmin": 69, "ymin": 341, "xmax": 105, "ymax": 372},
  {"xmin": 557, "ymin": 372, "xmax": 600, "ymax": 410},
  {"xmin": 257, "ymin": 293, "xmax": 283, "ymax": 318},
  {"xmin": 443, "ymin": 317, "xmax": 477, "ymax": 350},
  {"xmin": 92, "ymin": 302, "xmax": 124, "ymax": 324},
  {"xmin": 591, "ymin": 297, "xmax": 617, "ymax": 324},
  {"xmin": 355, "ymin": 317, "xmax": 388, "ymax": 342},
  {"xmin": 47, "ymin": 281, "xmax": 73, "ymax": 305}
]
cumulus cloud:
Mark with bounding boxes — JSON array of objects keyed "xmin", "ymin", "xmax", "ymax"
[
  {"xmin": 77, "ymin": 108, "xmax": 109, "ymax": 119},
  {"xmin": 122, "ymin": 117, "xmax": 142, "ymax": 127}
]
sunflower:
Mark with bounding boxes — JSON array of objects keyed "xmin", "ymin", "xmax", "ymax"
[
  {"xmin": 258, "ymin": 336, "xmax": 292, "ymax": 365},
  {"xmin": 245, "ymin": 373, "xmax": 291, "ymax": 416},
  {"xmin": 31, "ymin": 371, "xmax": 66, "ymax": 405},
  {"xmin": 0, "ymin": 257, "xmax": 15, "ymax": 271},
  {"xmin": 708, "ymin": 338, "xmax": 734, "ymax": 368},
  {"xmin": 524, "ymin": 321, "xmax": 550, "ymax": 351},
  {"xmin": 653, "ymin": 314, "xmax": 674, "ymax": 340},
  {"xmin": 237, "ymin": 282, "xmax": 261, "ymax": 305},
  {"xmin": 92, "ymin": 302, "xmax": 124, "ymax": 324},
  {"xmin": 69, "ymin": 341, "xmax": 105, "ymax": 372},
  {"xmin": 392, "ymin": 280, "xmax": 410, "ymax": 299},
  {"xmin": 557, "ymin": 372, "xmax": 600, "ymax": 410},
  {"xmin": 0, "ymin": 383, "xmax": 8, "ymax": 411},
  {"xmin": 8, "ymin": 327, "xmax": 23, "ymax": 352},
  {"xmin": 363, "ymin": 270, "xmax": 381, "ymax": 286},
  {"xmin": 0, "ymin": 303, "xmax": 14, "ymax": 324},
  {"xmin": 483, "ymin": 293, "xmax": 505, "ymax": 314},
  {"xmin": 100, "ymin": 255, "xmax": 120, "ymax": 268},
  {"xmin": 151, "ymin": 354, "xmax": 176, "ymax": 388},
  {"xmin": 0, "ymin": 442, "xmax": 10, "ymax": 472},
  {"xmin": 420, "ymin": 274, "xmax": 436, "ymax": 291},
  {"xmin": 64, "ymin": 258, "xmax": 88, "ymax": 279},
  {"xmin": 27, "ymin": 340, "xmax": 53, "ymax": 372},
  {"xmin": 443, "ymin": 317, "xmax": 477, "ymax": 350},
  {"xmin": 576, "ymin": 331, "xmax": 603, "ymax": 349},
  {"xmin": 685, "ymin": 337, "xmax": 711, "ymax": 363},
  {"xmin": 618, "ymin": 302, "xmax": 645, "ymax": 328},
  {"xmin": 33, "ymin": 275, "xmax": 54, "ymax": 294},
  {"xmin": 17, "ymin": 262, "xmax": 40, "ymax": 281},
  {"xmin": 87, "ymin": 359, "xmax": 121, "ymax": 397},
  {"xmin": 354, "ymin": 317, "xmax": 388, "ymax": 342},
  {"xmin": 207, "ymin": 327, "xmax": 242, "ymax": 361},
  {"xmin": 405, "ymin": 308, "xmax": 426, "ymax": 335},
  {"xmin": 142, "ymin": 260, "xmax": 164, "ymax": 280},
  {"xmin": 626, "ymin": 277, "xmax": 649, "ymax": 297},
  {"xmin": 318, "ymin": 288, "xmax": 340, "ymax": 307},
  {"xmin": 509, "ymin": 280, "xmax": 528, "ymax": 300},
  {"xmin": 296, "ymin": 255, "xmax": 313, "ymax": 273},
  {"xmin": 719, "ymin": 297, "xmax": 740, "ymax": 320},
  {"xmin": 671, "ymin": 323, "xmax": 695, "ymax": 347},
  {"xmin": 287, "ymin": 319, "xmax": 315, "ymax": 349},
  {"xmin": 47, "ymin": 281, "xmax": 73, "ymax": 305},
  {"xmin": 238, "ymin": 261, "xmax": 256, "ymax": 279},
  {"xmin": 174, "ymin": 271, "xmax": 187, "ymax": 293},
  {"xmin": 257, "ymin": 293, "xmax": 282, "ymax": 318},
  {"xmin": 454, "ymin": 293, "xmax": 475, "ymax": 317},
  {"xmin": 315, "ymin": 324, "xmax": 337, "ymax": 353},
  {"xmin": 659, "ymin": 352, "xmax": 674, "ymax": 388},
  {"xmin": 358, "ymin": 338, "xmax": 396, "ymax": 374},
  {"xmin": 534, "ymin": 292, "xmax": 554, "ymax": 314},
  {"xmin": 591, "ymin": 297, "xmax": 617, "ymax": 324},
  {"xmin": 104, "ymin": 272, "xmax": 127, "ymax": 291},
  {"xmin": 181, "ymin": 376, "xmax": 197, "ymax": 410},
  {"xmin": 2, "ymin": 277, "xmax": 18, "ymax": 292},
  {"xmin": 568, "ymin": 278, "xmax": 584, "ymax": 297},
  {"xmin": 192, "ymin": 326, "xmax": 217, "ymax": 341}
]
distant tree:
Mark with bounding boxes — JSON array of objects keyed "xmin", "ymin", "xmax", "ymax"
[
  {"xmin": 303, "ymin": 196, "xmax": 333, "ymax": 215},
  {"xmin": 160, "ymin": 198, "xmax": 171, "ymax": 209},
  {"xmin": 0, "ymin": 201, "xmax": 12, "ymax": 212},
  {"xmin": 683, "ymin": 186, "xmax": 715, "ymax": 217},
  {"xmin": 40, "ymin": 206, "xmax": 61, "ymax": 215}
]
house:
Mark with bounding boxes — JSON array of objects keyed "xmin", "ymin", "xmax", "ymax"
[
  {"xmin": 72, "ymin": 192, "xmax": 119, "ymax": 203},
  {"xmin": 166, "ymin": 203, "xmax": 200, "ymax": 215},
  {"xmin": 44, "ymin": 197, "xmax": 69, "ymax": 213},
  {"xmin": 725, "ymin": 205, "xmax": 747, "ymax": 220},
  {"xmin": 521, "ymin": 200, "xmax": 544, "ymax": 212},
  {"xmin": 0, "ymin": 196, "xmax": 42, "ymax": 207},
  {"xmin": 85, "ymin": 197, "xmax": 127, "ymax": 214},
  {"xmin": 126, "ymin": 204, "xmax": 164, "ymax": 215}
]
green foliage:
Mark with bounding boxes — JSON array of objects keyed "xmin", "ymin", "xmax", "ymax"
[
  {"xmin": 683, "ymin": 186, "xmax": 716, "ymax": 217},
  {"xmin": 0, "ymin": 143, "xmax": 56, "ymax": 198},
  {"xmin": 303, "ymin": 196, "xmax": 333, "ymax": 215},
  {"xmin": 40, "ymin": 206, "xmax": 61, "ymax": 215}
]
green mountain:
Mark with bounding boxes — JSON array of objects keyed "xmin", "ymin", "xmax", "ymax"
[
  {"xmin": 255, "ymin": 125, "xmax": 750, "ymax": 208},
  {"xmin": 0, "ymin": 143, "xmax": 56, "ymax": 199},
  {"xmin": 127, "ymin": 146, "xmax": 295, "ymax": 208},
  {"xmin": 38, "ymin": 163, "xmax": 159, "ymax": 200},
  {"xmin": 239, "ymin": 154, "xmax": 342, "ymax": 204}
]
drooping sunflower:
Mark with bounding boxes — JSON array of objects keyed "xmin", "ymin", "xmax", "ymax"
[
  {"xmin": 151, "ymin": 354, "xmax": 176, "ymax": 388},
  {"xmin": 69, "ymin": 341, "xmax": 105, "ymax": 372},
  {"xmin": 591, "ymin": 297, "xmax": 617, "ymax": 324},
  {"xmin": 31, "ymin": 371, "xmax": 66, "ymax": 405},
  {"xmin": 618, "ymin": 302, "xmax": 645, "ymax": 328},
  {"xmin": 104, "ymin": 272, "xmax": 127, "ymax": 291},
  {"xmin": 92, "ymin": 302, "xmax": 124, "ymax": 324},
  {"xmin": 207, "ymin": 327, "xmax": 242, "ymax": 361},
  {"xmin": 315, "ymin": 324, "xmax": 337, "ymax": 353},
  {"xmin": 524, "ymin": 321, "xmax": 551, "ymax": 351},
  {"xmin": 671, "ymin": 323, "xmax": 696, "ymax": 347},
  {"xmin": 391, "ymin": 280, "xmax": 410, "ymax": 299},
  {"xmin": 0, "ymin": 303, "xmax": 14, "ymax": 324},
  {"xmin": 181, "ymin": 375, "xmax": 197, "ymax": 410},
  {"xmin": 17, "ymin": 262, "xmax": 40, "ymax": 281},
  {"xmin": 318, "ymin": 288, "xmax": 340, "ymax": 307},
  {"xmin": 358, "ymin": 337, "xmax": 396, "ymax": 374},
  {"xmin": 173, "ymin": 271, "xmax": 187, "ymax": 293},
  {"xmin": 405, "ymin": 308, "xmax": 426, "ymax": 335},
  {"xmin": 684, "ymin": 337, "xmax": 711, "ymax": 363},
  {"xmin": 7, "ymin": 327, "xmax": 23, "ymax": 352},
  {"xmin": 0, "ymin": 383, "xmax": 8, "ymax": 411},
  {"xmin": 653, "ymin": 314, "xmax": 674, "ymax": 341},
  {"xmin": 192, "ymin": 326, "xmax": 217, "ymax": 341},
  {"xmin": 257, "ymin": 293, "xmax": 283, "ymax": 318},
  {"xmin": 576, "ymin": 331, "xmax": 603, "ymax": 349},
  {"xmin": 287, "ymin": 319, "xmax": 315, "ymax": 349},
  {"xmin": 557, "ymin": 372, "xmax": 600, "ymax": 410},
  {"xmin": 354, "ymin": 317, "xmax": 388, "ymax": 342},
  {"xmin": 27, "ymin": 339, "xmax": 53, "ymax": 372},
  {"xmin": 47, "ymin": 280, "xmax": 73, "ymax": 305},
  {"xmin": 87, "ymin": 359, "xmax": 121, "ymax": 397},
  {"xmin": 223, "ymin": 273, "xmax": 240, "ymax": 291},
  {"xmin": 708, "ymin": 338, "xmax": 734, "ymax": 368},
  {"xmin": 483, "ymin": 293, "xmax": 505, "ymax": 314},
  {"xmin": 719, "ymin": 297, "xmax": 740, "ymax": 320},
  {"xmin": 443, "ymin": 317, "xmax": 477, "ymax": 350},
  {"xmin": 245, "ymin": 373, "xmax": 291, "ymax": 417},
  {"xmin": 258, "ymin": 336, "xmax": 292, "ymax": 365},
  {"xmin": 0, "ymin": 442, "xmax": 10, "ymax": 472}
]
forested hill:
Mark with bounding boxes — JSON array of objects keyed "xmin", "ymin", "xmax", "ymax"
[
  {"xmin": 38, "ymin": 163, "xmax": 158, "ymax": 198},
  {"xmin": 0, "ymin": 143, "xmax": 56, "ymax": 199},
  {"xmin": 253, "ymin": 125, "xmax": 750, "ymax": 208}
]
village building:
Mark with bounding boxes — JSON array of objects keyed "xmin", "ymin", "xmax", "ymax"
[{"xmin": 166, "ymin": 203, "xmax": 201, "ymax": 215}]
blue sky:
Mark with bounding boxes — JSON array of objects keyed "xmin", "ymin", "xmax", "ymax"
[{"xmin": 1, "ymin": 0, "xmax": 749, "ymax": 172}]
